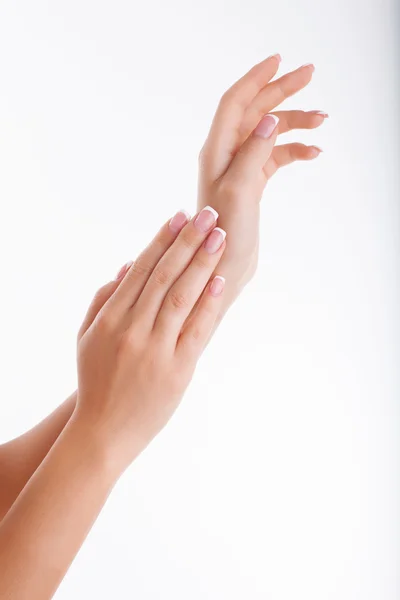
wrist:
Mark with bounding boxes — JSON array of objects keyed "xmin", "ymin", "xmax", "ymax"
[{"xmin": 65, "ymin": 408, "xmax": 125, "ymax": 484}]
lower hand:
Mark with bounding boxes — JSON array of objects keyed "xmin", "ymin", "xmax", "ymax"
[{"xmin": 75, "ymin": 207, "xmax": 226, "ymax": 473}]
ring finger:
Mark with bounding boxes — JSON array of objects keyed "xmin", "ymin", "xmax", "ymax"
[
  {"xmin": 271, "ymin": 109, "xmax": 328, "ymax": 134},
  {"xmin": 154, "ymin": 226, "xmax": 227, "ymax": 341},
  {"xmin": 264, "ymin": 142, "xmax": 322, "ymax": 179}
]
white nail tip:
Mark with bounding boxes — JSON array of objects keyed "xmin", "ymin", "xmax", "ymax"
[
  {"xmin": 203, "ymin": 205, "xmax": 219, "ymax": 221},
  {"xmin": 213, "ymin": 227, "xmax": 226, "ymax": 239}
]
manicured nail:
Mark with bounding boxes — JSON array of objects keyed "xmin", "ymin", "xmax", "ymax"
[
  {"xmin": 194, "ymin": 206, "xmax": 218, "ymax": 232},
  {"xmin": 301, "ymin": 63, "xmax": 315, "ymax": 71},
  {"xmin": 204, "ymin": 227, "xmax": 226, "ymax": 254},
  {"xmin": 254, "ymin": 114, "xmax": 279, "ymax": 139},
  {"xmin": 310, "ymin": 110, "xmax": 329, "ymax": 118},
  {"xmin": 114, "ymin": 260, "xmax": 133, "ymax": 281},
  {"xmin": 310, "ymin": 145, "xmax": 323, "ymax": 157},
  {"xmin": 169, "ymin": 209, "xmax": 191, "ymax": 234},
  {"xmin": 210, "ymin": 275, "xmax": 225, "ymax": 297},
  {"xmin": 269, "ymin": 53, "xmax": 281, "ymax": 63}
]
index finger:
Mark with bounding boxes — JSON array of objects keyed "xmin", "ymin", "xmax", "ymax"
[{"xmin": 201, "ymin": 54, "xmax": 281, "ymax": 181}]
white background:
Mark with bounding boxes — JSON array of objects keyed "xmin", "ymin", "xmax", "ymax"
[{"xmin": 0, "ymin": 1, "xmax": 399, "ymax": 599}]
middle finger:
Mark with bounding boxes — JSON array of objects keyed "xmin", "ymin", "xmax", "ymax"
[
  {"xmin": 240, "ymin": 64, "xmax": 315, "ymax": 139},
  {"xmin": 132, "ymin": 206, "xmax": 219, "ymax": 329}
]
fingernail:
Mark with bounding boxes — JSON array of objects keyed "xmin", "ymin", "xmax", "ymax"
[
  {"xmin": 169, "ymin": 209, "xmax": 191, "ymax": 234},
  {"xmin": 310, "ymin": 110, "xmax": 329, "ymax": 118},
  {"xmin": 114, "ymin": 260, "xmax": 133, "ymax": 281},
  {"xmin": 204, "ymin": 227, "xmax": 226, "ymax": 254},
  {"xmin": 310, "ymin": 145, "xmax": 323, "ymax": 157},
  {"xmin": 301, "ymin": 63, "xmax": 315, "ymax": 71},
  {"xmin": 269, "ymin": 53, "xmax": 281, "ymax": 63},
  {"xmin": 194, "ymin": 206, "xmax": 218, "ymax": 232},
  {"xmin": 254, "ymin": 114, "xmax": 279, "ymax": 139},
  {"xmin": 210, "ymin": 275, "xmax": 225, "ymax": 297}
]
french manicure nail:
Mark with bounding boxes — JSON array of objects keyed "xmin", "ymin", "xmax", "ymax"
[
  {"xmin": 254, "ymin": 114, "xmax": 279, "ymax": 139},
  {"xmin": 204, "ymin": 227, "xmax": 226, "ymax": 254},
  {"xmin": 310, "ymin": 110, "xmax": 329, "ymax": 118},
  {"xmin": 114, "ymin": 260, "xmax": 133, "ymax": 281},
  {"xmin": 210, "ymin": 275, "xmax": 225, "ymax": 297},
  {"xmin": 194, "ymin": 206, "xmax": 218, "ymax": 232},
  {"xmin": 310, "ymin": 146, "xmax": 323, "ymax": 157},
  {"xmin": 269, "ymin": 53, "xmax": 281, "ymax": 63},
  {"xmin": 169, "ymin": 209, "xmax": 191, "ymax": 233}
]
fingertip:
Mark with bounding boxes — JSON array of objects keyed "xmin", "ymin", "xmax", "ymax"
[
  {"xmin": 300, "ymin": 63, "xmax": 315, "ymax": 72},
  {"xmin": 268, "ymin": 52, "xmax": 282, "ymax": 63},
  {"xmin": 308, "ymin": 145, "xmax": 323, "ymax": 158},
  {"xmin": 254, "ymin": 113, "xmax": 280, "ymax": 139},
  {"xmin": 310, "ymin": 110, "xmax": 329, "ymax": 118},
  {"xmin": 307, "ymin": 111, "xmax": 329, "ymax": 128},
  {"xmin": 169, "ymin": 209, "xmax": 191, "ymax": 234},
  {"xmin": 209, "ymin": 275, "xmax": 226, "ymax": 297},
  {"xmin": 114, "ymin": 260, "xmax": 133, "ymax": 281}
]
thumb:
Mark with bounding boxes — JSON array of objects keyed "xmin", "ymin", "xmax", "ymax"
[{"xmin": 228, "ymin": 114, "xmax": 279, "ymax": 181}]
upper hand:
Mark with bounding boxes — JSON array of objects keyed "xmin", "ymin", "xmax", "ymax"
[{"xmin": 198, "ymin": 55, "xmax": 327, "ymax": 296}]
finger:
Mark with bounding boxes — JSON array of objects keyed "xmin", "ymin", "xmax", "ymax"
[
  {"xmin": 201, "ymin": 54, "xmax": 281, "ymax": 181},
  {"xmin": 133, "ymin": 206, "xmax": 219, "ymax": 328},
  {"xmin": 271, "ymin": 109, "xmax": 328, "ymax": 134},
  {"xmin": 104, "ymin": 210, "xmax": 190, "ymax": 318},
  {"xmin": 240, "ymin": 64, "xmax": 315, "ymax": 138},
  {"xmin": 176, "ymin": 275, "xmax": 225, "ymax": 356},
  {"xmin": 154, "ymin": 227, "xmax": 226, "ymax": 341},
  {"xmin": 264, "ymin": 143, "xmax": 322, "ymax": 179},
  {"xmin": 226, "ymin": 114, "xmax": 279, "ymax": 185},
  {"xmin": 77, "ymin": 261, "xmax": 132, "ymax": 339}
]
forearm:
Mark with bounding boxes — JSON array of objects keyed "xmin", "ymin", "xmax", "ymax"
[
  {"xmin": 212, "ymin": 241, "xmax": 259, "ymax": 333},
  {"xmin": 0, "ymin": 392, "xmax": 77, "ymax": 520},
  {"xmin": 0, "ymin": 411, "xmax": 119, "ymax": 600}
]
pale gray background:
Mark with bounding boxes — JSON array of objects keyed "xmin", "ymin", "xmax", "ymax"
[{"xmin": 0, "ymin": 1, "xmax": 399, "ymax": 599}]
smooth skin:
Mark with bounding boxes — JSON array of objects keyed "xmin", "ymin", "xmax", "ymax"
[
  {"xmin": 0, "ymin": 207, "xmax": 227, "ymax": 598},
  {"xmin": 0, "ymin": 56, "xmax": 327, "ymax": 522},
  {"xmin": 0, "ymin": 55, "xmax": 327, "ymax": 596}
]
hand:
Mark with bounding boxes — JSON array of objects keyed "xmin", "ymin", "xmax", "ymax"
[
  {"xmin": 75, "ymin": 207, "xmax": 226, "ymax": 472},
  {"xmin": 198, "ymin": 55, "xmax": 327, "ymax": 305}
]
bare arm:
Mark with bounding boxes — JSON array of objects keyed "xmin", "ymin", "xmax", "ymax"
[
  {"xmin": 0, "ymin": 392, "xmax": 77, "ymax": 520},
  {"xmin": 0, "ymin": 56, "xmax": 325, "ymax": 525},
  {"xmin": 0, "ymin": 412, "xmax": 116, "ymax": 599},
  {"xmin": 0, "ymin": 207, "xmax": 227, "ymax": 598}
]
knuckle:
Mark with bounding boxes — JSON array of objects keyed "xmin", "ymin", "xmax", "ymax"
[
  {"xmin": 191, "ymin": 252, "xmax": 210, "ymax": 271},
  {"xmin": 92, "ymin": 283, "xmax": 111, "ymax": 306},
  {"xmin": 95, "ymin": 308, "xmax": 115, "ymax": 334},
  {"xmin": 128, "ymin": 260, "xmax": 152, "ymax": 278},
  {"xmin": 120, "ymin": 326, "xmax": 147, "ymax": 356},
  {"xmin": 180, "ymin": 231, "xmax": 199, "ymax": 250},
  {"xmin": 190, "ymin": 325, "xmax": 202, "ymax": 341},
  {"xmin": 152, "ymin": 266, "xmax": 173, "ymax": 286},
  {"xmin": 219, "ymin": 88, "xmax": 235, "ymax": 109},
  {"xmin": 168, "ymin": 290, "xmax": 189, "ymax": 310},
  {"xmin": 122, "ymin": 328, "xmax": 138, "ymax": 350}
]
